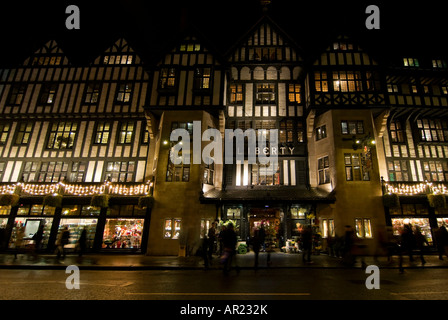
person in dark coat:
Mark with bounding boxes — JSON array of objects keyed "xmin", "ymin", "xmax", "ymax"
[
  {"xmin": 414, "ymin": 226, "xmax": 428, "ymax": 265},
  {"xmin": 435, "ymin": 226, "xmax": 448, "ymax": 260},
  {"xmin": 250, "ymin": 229, "xmax": 262, "ymax": 268},
  {"xmin": 301, "ymin": 225, "xmax": 312, "ymax": 263},
  {"xmin": 78, "ymin": 228, "xmax": 87, "ymax": 257},
  {"xmin": 221, "ymin": 223, "xmax": 238, "ymax": 274}
]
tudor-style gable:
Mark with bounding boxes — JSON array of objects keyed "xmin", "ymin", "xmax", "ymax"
[
  {"xmin": 23, "ymin": 40, "xmax": 70, "ymax": 67},
  {"xmin": 307, "ymin": 35, "xmax": 386, "ymax": 110},
  {"xmin": 147, "ymin": 34, "xmax": 225, "ymax": 109},
  {"xmin": 92, "ymin": 38, "xmax": 143, "ymax": 66}
]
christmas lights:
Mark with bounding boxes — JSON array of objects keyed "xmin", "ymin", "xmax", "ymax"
[
  {"xmin": 384, "ymin": 181, "xmax": 448, "ymax": 196},
  {"xmin": 0, "ymin": 181, "xmax": 150, "ymax": 197}
]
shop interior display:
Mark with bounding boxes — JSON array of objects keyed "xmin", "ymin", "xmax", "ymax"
[{"xmin": 103, "ymin": 219, "xmax": 143, "ymax": 249}]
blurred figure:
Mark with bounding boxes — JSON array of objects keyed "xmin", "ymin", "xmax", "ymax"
[
  {"xmin": 250, "ymin": 229, "xmax": 262, "ymax": 269},
  {"xmin": 78, "ymin": 228, "xmax": 87, "ymax": 257},
  {"xmin": 14, "ymin": 226, "xmax": 25, "ymax": 259},
  {"xmin": 343, "ymin": 225, "xmax": 356, "ymax": 266},
  {"xmin": 32, "ymin": 224, "xmax": 44, "ymax": 258},
  {"xmin": 414, "ymin": 226, "xmax": 428, "ymax": 265},
  {"xmin": 301, "ymin": 225, "xmax": 312, "ymax": 264},
  {"xmin": 55, "ymin": 226, "xmax": 70, "ymax": 259},
  {"xmin": 435, "ymin": 225, "xmax": 448, "ymax": 260},
  {"xmin": 218, "ymin": 224, "xmax": 226, "ymax": 256},
  {"xmin": 221, "ymin": 223, "xmax": 238, "ymax": 275},
  {"xmin": 398, "ymin": 224, "xmax": 416, "ymax": 273},
  {"xmin": 207, "ymin": 222, "xmax": 217, "ymax": 260}
]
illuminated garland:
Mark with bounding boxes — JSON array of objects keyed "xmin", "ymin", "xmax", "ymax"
[
  {"xmin": 0, "ymin": 181, "xmax": 152, "ymax": 197},
  {"xmin": 384, "ymin": 181, "xmax": 448, "ymax": 196}
]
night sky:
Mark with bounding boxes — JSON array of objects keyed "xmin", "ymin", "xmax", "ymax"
[{"xmin": 0, "ymin": 0, "xmax": 447, "ymax": 67}]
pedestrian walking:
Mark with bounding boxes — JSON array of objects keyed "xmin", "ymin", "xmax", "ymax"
[
  {"xmin": 221, "ymin": 223, "xmax": 238, "ymax": 275},
  {"xmin": 32, "ymin": 224, "xmax": 44, "ymax": 257},
  {"xmin": 399, "ymin": 224, "xmax": 415, "ymax": 273},
  {"xmin": 301, "ymin": 225, "xmax": 312, "ymax": 264},
  {"xmin": 414, "ymin": 226, "xmax": 428, "ymax": 265},
  {"xmin": 14, "ymin": 226, "xmax": 25, "ymax": 259},
  {"xmin": 218, "ymin": 224, "xmax": 226, "ymax": 256},
  {"xmin": 77, "ymin": 228, "xmax": 87, "ymax": 257},
  {"xmin": 250, "ymin": 229, "xmax": 262, "ymax": 268},
  {"xmin": 342, "ymin": 225, "xmax": 356, "ymax": 266},
  {"xmin": 435, "ymin": 225, "xmax": 448, "ymax": 260},
  {"xmin": 207, "ymin": 222, "xmax": 217, "ymax": 260},
  {"xmin": 55, "ymin": 226, "xmax": 70, "ymax": 259},
  {"xmin": 259, "ymin": 224, "xmax": 266, "ymax": 252}
]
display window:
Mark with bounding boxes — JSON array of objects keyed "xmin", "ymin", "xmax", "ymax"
[
  {"xmin": 391, "ymin": 218, "xmax": 433, "ymax": 245},
  {"xmin": 437, "ymin": 217, "xmax": 448, "ymax": 227},
  {"xmin": 9, "ymin": 217, "xmax": 53, "ymax": 249},
  {"xmin": 59, "ymin": 218, "xmax": 98, "ymax": 249},
  {"xmin": 0, "ymin": 206, "xmax": 11, "ymax": 215},
  {"xmin": 103, "ymin": 218, "xmax": 143, "ymax": 249}
]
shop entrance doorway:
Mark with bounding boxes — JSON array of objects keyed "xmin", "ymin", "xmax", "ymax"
[{"xmin": 249, "ymin": 207, "xmax": 281, "ymax": 250}]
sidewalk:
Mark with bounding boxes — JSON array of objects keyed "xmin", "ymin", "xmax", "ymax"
[{"xmin": 1, "ymin": 251, "xmax": 448, "ymax": 270}]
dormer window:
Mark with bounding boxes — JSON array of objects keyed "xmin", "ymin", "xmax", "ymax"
[
  {"xmin": 179, "ymin": 43, "xmax": 201, "ymax": 52},
  {"xmin": 432, "ymin": 59, "xmax": 447, "ymax": 69},
  {"xmin": 403, "ymin": 58, "xmax": 419, "ymax": 67}
]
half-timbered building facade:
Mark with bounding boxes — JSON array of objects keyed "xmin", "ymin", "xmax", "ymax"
[
  {"xmin": 0, "ymin": 38, "xmax": 152, "ymax": 253},
  {"xmin": 0, "ymin": 10, "xmax": 447, "ymax": 257}
]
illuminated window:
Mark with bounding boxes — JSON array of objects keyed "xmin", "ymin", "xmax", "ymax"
[
  {"xmin": 388, "ymin": 160, "xmax": 409, "ymax": 182},
  {"xmin": 229, "ymin": 84, "xmax": 243, "ymax": 104},
  {"xmin": 118, "ymin": 122, "xmax": 134, "ymax": 144},
  {"xmin": 21, "ymin": 161, "xmax": 39, "ymax": 182},
  {"xmin": 106, "ymin": 161, "xmax": 135, "ymax": 182},
  {"xmin": 0, "ymin": 123, "xmax": 10, "ymax": 145},
  {"xmin": 288, "ymin": 84, "xmax": 301, "ymax": 103},
  {"xmin": 390, "ymin": 121, "xmax": 405, "ymax": 143},
  {"xmin": 332, "ymin": 71, "xmax": 362, "ymax": 92},
  {"xmin": 314, "ymin": 72, "xmax": 328, "ymax": 92},
  {"xmin": 7, "ymin": 84, "xmax": 26, "ymax": 105},
  {"xmin": 159, "ymin": 67, "xmax": 177, "ymax": 90},
  {"xmin": 355, "ymin": 218, "xmax": 372, "ymax": 238},
  {"xmin": 103, "ymin": 55, "xmax": 133, "ymax": 65},
  {"xmin": 341, "ymin": 120, "xmax": 364, "ymax": 135},
  {"xmin": 417, "ymin": 119, "xmax": 448, "ymax": 142},
  {"xmin": 345, "ymin": 153, "xmax": 370, "ymax": 181},
  {"xmin": 315, "ymin": 125, "xmax": 327, "ymax": 141},
  {"xmin": 164, "ymin": 218, "xmax": 182, "ymax": 239},
  {"xmin": 421, "ymin": 160, "xmax": 448, "ymax": 182},
  {"xmin": 203, "ymin": 157, "xmax": 214, "ymax": 185},
  {"xmin": 94, "ymin": 121, "xmax": 112, "ymax": 144},
  {"xmin": 70, "ymin": 162, "xmax": 87, "ymax": 182},
  {"xmin": 180, "ymin": 43, "xmax": 201, "ymax": 52},
  {"xmin": 39, "ymin": 84, "xmax": 57, "ymax": 105},
  {"xmin": 251, "ymin": 163, "xmax": 280, "ymax": 186},
  {"xmin": 116, "ymin": 83, "xmax": 132, "ymax": 103},
  {"xmin": 193, "ymin": 67, "xmax": 211, "ymax": 91},
  {"xmin": 432, "ymin": 59, "xmax": 447, "ymax": 68},
  {"xmin": 14, "ymin": 122, "xmax": 33, "ymax": 145},
  {"xmin": 403, "ymin": 57, "xmax": 419, "ymax": 67},
  {"xmin": 38, "ymin": 161, "xmax": 68, "ymax": 182},
  {"xmin": 32, "ymin": 56, "xmax": 62, "ymax": 66},
  {"xmin": 84, "ymin": 83, "xmax": 101, "ymax": 104},
  {"xmin": 318, "ymin": 156, "xmax": 330, "ymax": 185},
  {"xmin": 47, "ymin": 122, "xmax": 77, "ymax": 149},
  {"xmin": 256, "ymin": 83, "xmax": 276, "ymax": 104}
]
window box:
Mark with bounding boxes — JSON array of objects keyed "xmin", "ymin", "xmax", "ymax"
[
  {"xmin": 383, "ymin": 193, "xmax": 400, "ymax": 208},
  {"xmin": 43, "ymin": 194, "xmax": 63, "ymax": 208},
  {"xmin": 0, "ymin": 194, "xmax": 19, "ymax": 207},
  {"xmin": 427, "ymin": 194, "xmax": 446, "ymax": 208}
]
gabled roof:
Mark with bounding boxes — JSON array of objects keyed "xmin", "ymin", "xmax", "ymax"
[
  {"xmin": 225, "ymin": 14, "xmax": 305, "ymax": 62},
  {"xmin": 92, "ymin": 37, "xmax": 143, "ymax": 65},
  {"xmin": 22, "ymin": 40, "xmax": 70, "ymax": 66}
]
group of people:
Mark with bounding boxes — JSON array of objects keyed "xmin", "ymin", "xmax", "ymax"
[
  {"xmin": 11, "ymin": 225, "xmax": 88, "ymax": 259},
  {"xmin": 201, "ymin": 221, "xmax": 239, "ymax": 274}
]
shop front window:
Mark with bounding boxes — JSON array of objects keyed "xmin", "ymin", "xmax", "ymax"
[
  {"xmin": 9, "ymin": 218, "xmax": 53, "ymax": 249},
  {"xmin": 0, "ymin": 206, "xmax": 11, "ymax": 215},
  {"xmin": 391, "ymin": 218, "xmax": 433, "ymax": 245},
  {"xmin": 103, "ymin": 218, "xmax": 144, "ymax": 249},
  {"xmin": 59, "ymin": 218, "xmax": 98, "ymax": 250}
]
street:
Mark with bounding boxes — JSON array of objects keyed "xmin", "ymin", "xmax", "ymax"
[{"xmin": 0, "ymin": 267, "xmax": 447, "ymax": 301}]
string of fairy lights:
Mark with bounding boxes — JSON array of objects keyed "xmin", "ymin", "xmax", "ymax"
[
  {"xmin": 384, "ymin": 181, "xmax": 448, "ymax": 196},
  {"xmin": 0, "ymin": 181, "xmax": 152, "ymax": 197}
]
